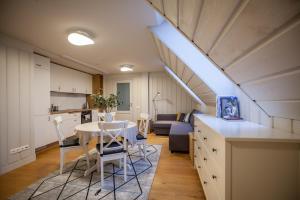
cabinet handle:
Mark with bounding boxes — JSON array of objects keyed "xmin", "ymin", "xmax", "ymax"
[
  {"xmin": 212, "ymin": 148, "xmax": 217, "ymax": 152},
  {"xmin": 203, "ymin": 181, "xmax": 207, "ymax": 185},
  {"xmin": 198, "ymin": 165, "xmax": 201, "ymax": 169},
  {"xmin": 198, "ymin": 147, "xmax": 200, "ymax": 150},
  {"xmin": 203, "ymin": 157, "xmax": 207, "ymax": 161},
  {"xmin": 212, "ymin": 175, "xmax": 217, "ymax": 179},
  {"xmin": 203, "ymin": 137, "xmax": 207, "ymax": 141},
  {"xmin": 198, "ymin": 130, "xmax": 201, "ymax": 133},
  {"xmin": 192, "ymin": 138, "xmax": 196, "ymax": 141},
  {"xmin": 194, "ymin": 155, "xmax": 197, "ymax": 158}
]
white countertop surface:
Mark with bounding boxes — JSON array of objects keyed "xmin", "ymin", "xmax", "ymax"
[{"xmin": 194, "ymin": 114, "xmax": 300, "ymax": 143}]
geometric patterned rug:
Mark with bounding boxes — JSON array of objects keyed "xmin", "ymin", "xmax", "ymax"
[{"xmin": 9, "ymin": 145, "xmax": 161, "ymax": 200}]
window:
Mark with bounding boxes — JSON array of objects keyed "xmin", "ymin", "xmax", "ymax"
[{"xmin": 117, "ymin": 82, "xmax": 130, "ymax": 111}]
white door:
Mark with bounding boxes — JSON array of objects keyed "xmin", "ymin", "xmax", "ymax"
[{"xmin": 115, "ymin": 81, "xmax": 133, "ymax": 121}]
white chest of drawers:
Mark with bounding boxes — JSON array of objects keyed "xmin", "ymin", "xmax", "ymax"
[{"xmin": 193, "ymin": 114, "xmax": 300, "ymax": 200}]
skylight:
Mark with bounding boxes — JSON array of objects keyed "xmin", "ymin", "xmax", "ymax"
[
  {"xmin": 164, "ymin": 66, "xmax": 205, "ymax": 106},
  {"xmin": 151, "ymin": 21, "xmax": 236, "ymax": 97}
]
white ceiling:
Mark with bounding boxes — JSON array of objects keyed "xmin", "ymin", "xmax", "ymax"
[
  {"xmin": 147, "ymin": 0, "xmax": 300, "ymax": 120},
  {"xmin": 0, "ymin": 0, "xmax": 163, "ymax": 74}
]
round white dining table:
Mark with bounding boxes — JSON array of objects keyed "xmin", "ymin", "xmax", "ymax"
[
  {"xmin": 74, "ymin": 120, "xmax": 138, "ymax": 176},
  {"xmin": 74, "ymin": 121, "xmax": 138, "ymax": 145}
]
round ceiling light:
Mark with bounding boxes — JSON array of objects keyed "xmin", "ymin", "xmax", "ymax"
[
  {"xmin": 68, "ymin": 31, "xmax": 94, "ymax": 46},
  {"xmin": 120, "ymin": 64, "xmax": 134, "ymax": 72}
]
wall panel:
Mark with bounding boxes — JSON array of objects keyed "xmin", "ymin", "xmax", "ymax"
[
  {"xmin": 149, "ymin": 71, "xmax": 196, "ymax": 119},
  {"xmin": 0, "ymin": 40, "xmax": 35, "ymax": 174}
]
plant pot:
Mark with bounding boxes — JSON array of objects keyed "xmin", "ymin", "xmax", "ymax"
[{"xmin": 104, "ymin": 112, "xmax": 113, "ymax": 122}]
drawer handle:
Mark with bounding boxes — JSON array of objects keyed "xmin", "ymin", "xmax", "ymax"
[
  {"xmin": 203, "ymin": 181, "xmax": 208, "ymax": 185},
  {"xmin": 198, "ymin": 147, "xmax": 200, "ymax": 150},
  {"xmin": 203, "ymin": 157, "xmax": 207, "ymax": 161},
  {"xmin": 203, "ymin": 137, "xmax": 207, "ymax": 141},
  {"xmin": 212, "ymin": 148, "xmax": 217, "ymax": 152},
  {"xmin": 212, "ymin": 175, "xmax": 217, "ymax": 179},
  {"xmin": 198, "ymin": 130, "xmax": 201, "ymax": 133},
  {"xmin": 198, "ymin": 165, "xmax": 201, "ymax": 169}
]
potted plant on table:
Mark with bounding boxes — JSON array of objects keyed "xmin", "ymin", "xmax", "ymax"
[{"xmin": 92, "ymin": 93, "xmax": 120, "ymax": 122}]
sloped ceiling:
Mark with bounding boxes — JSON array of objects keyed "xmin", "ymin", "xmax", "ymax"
[
  {"xmin": 146, "ymin": 0, "xmax": 300, "ymax": 120},
  {"xmin": 0, "ymin": 0, "xmax": 162, "ymax": 74},
  {"xmin": 152, "ymin": 34, "xmax": 216, "ymax": 106}
]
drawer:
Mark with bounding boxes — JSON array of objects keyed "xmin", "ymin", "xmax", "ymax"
[
  {"xmin": 199, "ymin": 124, "xmax": 225, "ymax": 168},
  {"xmin": 199, "ymin": 159, "xmax": 220, "ymax": 200}
]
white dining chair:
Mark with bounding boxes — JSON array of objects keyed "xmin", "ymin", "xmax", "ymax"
[
  {"xmin": 53, "ymin": 116, "xmax": 90, "ymax": 174},
  {"xmin": 98, "ymin": 112, "xmax": 105, "ymax": 121},
  {"xmin": 136, "ymin": 113, "xmax": 150, "ymax": 159},
  {"xmin": 96, "ymin": 121, "xmax": 128, "ymax": 186},
  {"xmin": 98, "ymin": 112, "xmax": 116, "ymax": 122}
]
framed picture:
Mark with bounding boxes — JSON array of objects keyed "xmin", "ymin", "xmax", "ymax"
[{"xmin": 217, "ymin": 96, "xmax": 241, "ymax": 120}]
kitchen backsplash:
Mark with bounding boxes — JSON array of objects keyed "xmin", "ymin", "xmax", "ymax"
[{"xmin": 50, "ymin": 92, "xmax": 87, "ymax": 110}]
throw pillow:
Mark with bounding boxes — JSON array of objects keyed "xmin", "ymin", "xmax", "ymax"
[
  {"xmin": 184, "ymin": 113, "xmax": 190, "ymax": 122},
  {"xmin": 176, "ymin": 113, "xmax": 181, "ymax": 121},
  {"xmin": 179, "ymin": 113, "xmax": 186, "ymax": 122}
]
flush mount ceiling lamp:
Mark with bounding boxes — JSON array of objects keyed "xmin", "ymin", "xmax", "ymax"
[
  {"xmin": 68, "ymin": 31, "xmax": 94, "ymax": 46},
  {"xmin": 120, "ymin": 64, "xmax": 134, "ymax": 72}
]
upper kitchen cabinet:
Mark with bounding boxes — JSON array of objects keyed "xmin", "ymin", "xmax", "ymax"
[{"xmin": 50, "ymin": 63, "xmax": 92, "ymax": 94}]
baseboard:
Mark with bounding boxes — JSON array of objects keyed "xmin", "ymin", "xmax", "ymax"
[
  {"xmin": 35, "ymin": 141, "xmax": 59, "ymax": 153},
  {"xmin": 0, "ymin": 154, "xmax": 36, "ymax": 175}
]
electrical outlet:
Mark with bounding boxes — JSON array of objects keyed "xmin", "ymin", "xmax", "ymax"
[{"xmin": 10, "ymin": 145, "xmax": 30, "ymax": 154}]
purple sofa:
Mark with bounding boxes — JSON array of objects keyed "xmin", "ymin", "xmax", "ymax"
[{"xmin": 152, "ymin": 110, "xmax": 201, "ymax": 152}]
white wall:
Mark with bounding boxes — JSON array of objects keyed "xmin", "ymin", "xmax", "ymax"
[
  {"xmin": 104, "ymin": 71, "xmax": 197, "ymax": 121},
  {"xmin": 149, "ymin": 72, "xmax": 196, "ymax": 119},
  {"xmin": 50, "ymin": 92, "xmax": 86, "ymax": 110},
  {"xmin": 104, "ymin": 72, "xmax": 149, "ymax": 122},
  {"xmin": 0, "ymin": 37, "xmax": 36, "ymax": 174}
]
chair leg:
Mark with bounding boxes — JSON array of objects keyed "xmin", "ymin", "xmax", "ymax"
[
  {"xmin": 83, "ymin": 145, "xmax": 90, "ymax": 169},
  {"xmin": 100, "ymin": 160, "xmax": 104, "ymax": 187},
  {"xmin": 138, "ymin": 144, "xmax": 142, "ymax": 157},
  {"xmin": 60, "ymin": 148, "xmax": 64, "ymax": 174},
  {"xmin": 119, "ymin": 159, "xmax": 122, "ymax": 168},
  {"xmin": 96, "ymin": 156, "xmax": 100, "ymax": 173},
  {"xmin": 124, "ymin": 154, "xmax": 127, "ymax": 182},
  {"xmin": 142, "ymin": 144, "xmax": 146, "ymax": 159}
]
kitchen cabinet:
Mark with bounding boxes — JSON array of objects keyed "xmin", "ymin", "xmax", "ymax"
[
  {"xmin": 34, "ymin": 113, "xmax": 81, "ymax": 148},
  {"xmin": 50, "ymin": 63, "xmax": 92, "ymax": 94},
  {"xmin": 33, "ymin": 54, "xmax": 50, "ymax": 115},
  {"xmin": 34, "ymin": 115, "xmax": 56, "ymax": 149}
]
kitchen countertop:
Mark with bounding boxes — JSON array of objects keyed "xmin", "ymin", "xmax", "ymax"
[
  {"xmin": 194, "ymin": 114, "xmax": 300, "ymax": 143},
  {"xmin": 50, "ymin": 108, "xmax": 97, "ymax": 115}
]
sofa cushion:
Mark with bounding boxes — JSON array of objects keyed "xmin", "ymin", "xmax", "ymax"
[
  {"xmin": 169, "ymin": 121, "xmax": 193, "ymax": 135},
  {"xmin": 157, "ymin": 114, "xmax": 177, "ymax": 121},
  {"xmin": 152, "ymin": 120, "xmax": 173, "ymax": 128},
  {"xmin": 178, "ymin": 113, "xmax": 186, "ymax": 122}
]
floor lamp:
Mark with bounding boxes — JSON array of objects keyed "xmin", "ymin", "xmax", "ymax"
[{"xmin": 152, "ymin": 92, "xmax": 161, "ymax": 121}]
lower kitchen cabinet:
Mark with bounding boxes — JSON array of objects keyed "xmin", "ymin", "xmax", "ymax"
[
  {"xmin": 34, "ymin": 112, "xmax": 81, "ymax": 149},
  {"xmin": 34, "ymin": 115, "xmax": 56, "ymax": 149}
]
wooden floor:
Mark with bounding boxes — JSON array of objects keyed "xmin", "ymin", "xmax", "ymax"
[{"xmin": 0, "ymin": 134, "xmax": 205, "ymax": 200}]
